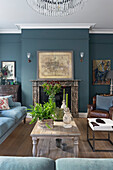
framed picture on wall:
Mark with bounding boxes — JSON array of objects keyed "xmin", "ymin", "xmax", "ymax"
[
  {"xmin": 1, "ymin": 61, "xmax": 16, "ymax": 80},
  {"xmin": 93, "ymin": 60, "xmax": 111, "ymax": 85},
  {"xmin": 37, "ymin": 51, "xmax": 74, "ymax": 80}
]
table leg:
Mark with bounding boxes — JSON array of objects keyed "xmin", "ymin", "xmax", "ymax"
[
  {"xmin": 93, "ymin": 131, "xmax": 95, "ymax": 152},
  {"xmin": 32, "ymin": 137, "xmax": 37, "ymax": 157},
  {"xmin": 74, "ymin": 137, "xmax": 79, "ymax": 157}
]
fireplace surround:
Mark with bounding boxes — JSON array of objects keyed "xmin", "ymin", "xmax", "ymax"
[{"xmin": 31, "ymin": 80, "xmax": 80, "ymax": 117}]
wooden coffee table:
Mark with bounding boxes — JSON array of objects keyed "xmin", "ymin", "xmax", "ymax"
[{"xmin": 30, "ymin": 121, "xmax": 80, "ymax": 157}]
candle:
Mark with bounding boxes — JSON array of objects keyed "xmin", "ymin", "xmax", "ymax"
[
  {"xmin": 63, "ymin": 89, "xmax": 65, "ymax": 100},
  {"xmin": 66, "ymin": 93, "xmax": 68, "ymax": 108}
]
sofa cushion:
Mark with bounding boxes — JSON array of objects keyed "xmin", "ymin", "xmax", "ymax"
[
  {"xmin": 0, "ymin": 106, "xmax": 27, "ymax": 122},
  {"xmin": 0, "ymin": 95, "xmax": 14, "ymax": 107},
  {"xmin": 0, "ymin": 117, "xmax": 15, "ymax": 138},
  {"xmin": 0, "ymin": 157, "xmax": 55, "ymax": 170},
  {"xmin": 0, "ymin": 98, "xmax": 10, "ymax": 110},
  {"xmin": 56, "ymin": 158, "xmax": 113, "ymax": 170},
  {"xmin": 96, "ymin": 95, "xmax": 113, "ymax": 111}
]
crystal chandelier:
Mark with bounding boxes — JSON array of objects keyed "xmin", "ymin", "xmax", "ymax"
[{"xmin": 26, "ymin": 0, "xmax": 88, "ymax": 16}]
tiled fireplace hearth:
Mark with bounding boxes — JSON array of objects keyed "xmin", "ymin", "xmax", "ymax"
[{"xmin": 31, "ymin": 80, "xmax": 79, "ymax": 117}]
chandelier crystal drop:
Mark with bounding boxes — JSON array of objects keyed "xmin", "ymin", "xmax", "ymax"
[{"xmin": 26, "ymin": 0, "xmax": 88, "ymax": 16}]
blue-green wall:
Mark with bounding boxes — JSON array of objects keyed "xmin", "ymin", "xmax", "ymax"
[
  {"xmin": 0, "ymin": 34, "xmax": 21, "ymax": 82},
  {"xmin": 89, "ymin": 34, "xmax": 113, "ymax": 103},
  {"xmin": 1, "ymin": 30, "xmax": 113, "ymax": 112},
  {"xmin": 21, "ymin": 29, "xmax": 89, "ymax": 112}
]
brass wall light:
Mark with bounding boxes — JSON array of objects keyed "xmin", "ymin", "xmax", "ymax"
[
  {"xmin": 80, "ymin": 52, "xmax": 84, "ymax": 62},
  {"xmin": 27, "ymin": 53, "xmax": 31, "ymax": 63}
]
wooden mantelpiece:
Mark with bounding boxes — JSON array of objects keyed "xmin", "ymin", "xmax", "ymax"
[{"xmin": 31, "ymin": 80, "xmax": 80, "ymax": 117}]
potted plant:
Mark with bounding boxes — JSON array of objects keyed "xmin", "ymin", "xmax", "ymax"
[{"xmin": 28, "ymin": 99, "xmax": 56, "ymax": 129}]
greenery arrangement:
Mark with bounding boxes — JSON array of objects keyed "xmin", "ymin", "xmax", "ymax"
[
  {"xmin": 29, "ymin": 81, "xmax": 62, "ymax": 128},
  {"xmin": 42, "ymin": 81, "xmax": 61, "ymax": 101},
  {"xmin": 28, "ymin": 99, "xmax": 56, "ymax": 126}
]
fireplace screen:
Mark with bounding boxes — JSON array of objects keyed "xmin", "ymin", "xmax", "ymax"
[{"xmin": 37, "ymin": 51, "xmax": 74, "ymax": 80}]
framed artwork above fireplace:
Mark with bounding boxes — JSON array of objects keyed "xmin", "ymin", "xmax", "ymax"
[{"xmin": 37, "ymin": 51, "xmax": 74, "ymax": 80}]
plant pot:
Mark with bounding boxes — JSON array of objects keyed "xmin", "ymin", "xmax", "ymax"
[{"xmin": 38, "ymin": 119, "xmax": 54, "ymax": 129}]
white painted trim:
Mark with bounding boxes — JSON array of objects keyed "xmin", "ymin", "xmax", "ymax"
[
  {"xmin": 1, "ymin": 24, "xmax": 113, "ymax": 34},
  {"xmin": 0, "ymin": 29, "xmax": 21, "ymax": 34},
  {"xmin": 89, "ymin": 29, "xmax": 113, "ymax": 34},
  {"xmin": 26, "ymin": 112, "xmax": 32, "ymax": 118},
  {"xmin": 16, "ymin": 23, "xmax": 96, "ymax": 29},
  {"xmin": 0, "ymin": 23, "xmax": 96, "ymax": 34},
  {"xmin": 78, "ymin": 112, "xmax": 87, "ymax": 118}
]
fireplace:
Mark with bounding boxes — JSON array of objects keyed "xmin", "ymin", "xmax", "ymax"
[
  {"xmin": 39, "ymin": 86, "xmax": 71, "ymax": 110},
  {"xmin": 31, "ymin": 80, "xmax": 79, "ymax": 117}
]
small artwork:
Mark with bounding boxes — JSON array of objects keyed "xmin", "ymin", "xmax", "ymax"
[
  {"xmin": 1, "ymin": 61, "xmax": 16, "ymax": 80},
  {"xmin": 37, "ymin": 51, "xmax": 73, "ymax": 79},
  {"xmin": 93, "ymin": 60, "xmax": 110, "ymax": 85}
]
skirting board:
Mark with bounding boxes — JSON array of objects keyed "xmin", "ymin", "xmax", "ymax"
[
  {"xmin": 27, "ymin": 112, "xmax": 88, "ymax": 118},
  {"xmin": 79, "ymin": 112, "xmax": 88, "ymax": 118},
  {"xmin": 26, "ymin": 112, "xmax": 32, "ymax": 118}
]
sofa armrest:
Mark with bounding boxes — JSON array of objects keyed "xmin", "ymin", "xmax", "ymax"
[
  {"xmin": 109, "ymin": 106, "xmax": 113, "ymax": 120},
  {"xmin": 88, "ymin": 104, "xmax": 94, "ymax": 110},
  {"xmin": 13, "ymin": 102, "xmax": 21, "ymax": 107}
]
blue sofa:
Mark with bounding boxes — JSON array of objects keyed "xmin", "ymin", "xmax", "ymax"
[
  {"xmin": 0, "ymin": 157, "xmax": 113, "ymax": 170},
  {"xmin": 0, "ymin": 97, "xmax": 27, "ymax": 144}
]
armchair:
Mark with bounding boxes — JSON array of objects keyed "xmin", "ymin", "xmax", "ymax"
[{"xmin": 88, "ymin": 95, "xmax": 113, "ymax": 120}]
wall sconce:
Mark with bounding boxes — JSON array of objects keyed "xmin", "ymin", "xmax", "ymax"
[
  {"xmin": 80, "ymin": 52, "xmax": 84, "ymax": 62},
  {"xmin": 27, "ymin": 53, "xmax": 31, "ymax": 63}
]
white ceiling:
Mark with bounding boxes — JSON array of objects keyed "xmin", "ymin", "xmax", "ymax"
[{"xmin": 0, "ymin": 0, "xmax": 113, "ymax": 33}]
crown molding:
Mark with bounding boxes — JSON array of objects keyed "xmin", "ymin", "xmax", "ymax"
[
  {"xmin": 15, "ymin": 23, "xmax": 96, "ymax": 30},
  {"xmin": 0, "ymin": 23, "xmax": 96, "ymax": 34},
  {"xmin": 0, "ymin": 29, "xmax": 21, "ymax": 34},
  {"xmin": 89, "ymin": 29, "xmax": 113, "ymax": 34},
  {"xmin": 1, "ymin": 24, "xmax": 113, "ymax": 34}
]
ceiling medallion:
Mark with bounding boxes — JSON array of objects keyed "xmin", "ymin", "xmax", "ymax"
[{"xmin": 26, "ymin": 0, "xmax": 88, "ymax": 16}]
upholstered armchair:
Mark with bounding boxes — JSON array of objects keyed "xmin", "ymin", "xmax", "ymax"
[{"xmin": 88, "ymin": 95, "xmax": 113, "ymax": 120}]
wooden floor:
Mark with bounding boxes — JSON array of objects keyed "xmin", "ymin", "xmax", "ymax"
[{"xmin": 0, "ymin": 118, "xmax": 113, "ymax": 159}]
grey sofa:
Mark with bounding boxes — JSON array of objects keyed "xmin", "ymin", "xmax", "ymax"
[
  {"xmin": 0, "ymin": 100, "xmax": 27, "ymax": 144},
  {"xmin": 0, "ymin": 157, "xmax": 113, "ymax": 170}
]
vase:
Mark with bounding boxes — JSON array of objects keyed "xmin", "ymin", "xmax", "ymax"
[
  {"xmin": 38, "ymin": 119, "xmax": 54, "ymax": 129},
  {"xmin": 63, "ymin": 107, "xmax": 73, "ymax": 128},
  {"xmin": 61, "ymin": 100, "xmax": 66, "ymax": 110},
  {"xmin": 49, "ymin": 94, "xmax": 55, "ymax": 103}
]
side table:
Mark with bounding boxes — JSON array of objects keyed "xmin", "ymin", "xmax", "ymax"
[{"xmin": 87, "ymin": 118, "xmax": 113, "ymax": 152}]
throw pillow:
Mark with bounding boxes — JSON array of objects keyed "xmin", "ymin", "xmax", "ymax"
[
  {"xmin": 96, "ymin": 95, "xmax": 113, "ymax": 111},
  {"xmin": 0, "ymin": 95, "xmax": 14, "ymax": 107},
  {"xmin": 0, "ymin": 98, "xmax": 10, "ymax": 110}
]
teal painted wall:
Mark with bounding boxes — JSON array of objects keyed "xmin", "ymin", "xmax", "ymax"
[
  {"xmin": 89, "ymin": 34, "xmax": 113, "ymax": 103},
  {"xmin": 0, "ymin": 29, "xmax": 90, "ymax": 112},
  {"xmin": 0, "ymin": 34, "xmax": 21, "ymax": 82},
  {"xmin": 1, "ymin": 31, "xmax": 113, "ymax": 111},
  {"xmin": 21, "ymin": 29, "xmax": 89, "ymax": 112}
]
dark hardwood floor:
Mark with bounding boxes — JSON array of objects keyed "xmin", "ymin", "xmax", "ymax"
[{"xmin": 0, "ymin": 118, "xmax": 113, "ymax": 158}]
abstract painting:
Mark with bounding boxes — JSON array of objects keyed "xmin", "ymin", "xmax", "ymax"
[{"xmin": 93, "ymin": 60, "xmax": 110, "ymax": 85}]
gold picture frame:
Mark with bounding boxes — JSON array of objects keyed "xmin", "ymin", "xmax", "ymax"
[{"xmin": 37, "ymin": 51, "xmax": 74, "ymax": 80}]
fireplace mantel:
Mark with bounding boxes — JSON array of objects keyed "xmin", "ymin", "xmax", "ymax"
[{"xmin": 31, "ymin": 80, "xmax": 80, "ymax": 117}]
